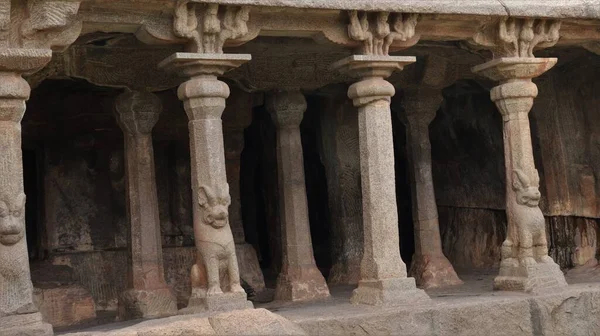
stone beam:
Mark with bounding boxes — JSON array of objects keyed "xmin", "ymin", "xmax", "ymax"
[{"xmin": 81, "ymin": 0, "xmax": 600, "ymax": 20}]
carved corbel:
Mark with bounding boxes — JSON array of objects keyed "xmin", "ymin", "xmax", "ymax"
[
  {"xmin": 17, "ymin": 0, "xmax": 82, "ymax": 51},
  {"xmin": 468, "ymin": 17, "xmax": 561, "ymax": 58},
  {"xmin": 157, "ymin": 0, "xmax": 259, "ymax": 53},
  {"xmin": 0, "ymin": 1, "xmax": 81, "ymax": 75},
  {"xmin": 323, "ymin": 10, "xmax": 420, "ymax": 55}
]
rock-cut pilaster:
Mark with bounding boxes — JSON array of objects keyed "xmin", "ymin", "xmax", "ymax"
[
  {"xmin": 114, "ymin": 90, "xmax": 178, "ymax": 320},
  {"xmin": 400, "ymin": 87, "xmax": 462, "ymax": 289},
  {"xmin": 267, "ymin": 90, "xmax": 331, "ymax": 302}
]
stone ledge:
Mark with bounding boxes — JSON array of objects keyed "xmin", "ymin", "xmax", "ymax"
[{"xmin": 285, "ymin": 283, "xmax": 600, "ymax": 335}]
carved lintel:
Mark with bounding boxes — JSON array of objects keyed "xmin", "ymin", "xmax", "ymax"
[
  {"xmin": 323, "ymin": 10, "xmax": 420, "ymax": 55},
  {"xmin": 170, "ymin": 0, "xmax": 257, "ymax": 53},
  {"xmin": 469, "ymin": 17, "xmax": 561, "ymax": 58}
]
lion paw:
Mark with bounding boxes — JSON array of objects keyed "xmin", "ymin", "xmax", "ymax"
[
  {"xmin": 231, "ymin": 284, "xmax": 245, "ymax": 293},
  {"xmin": 207, "ymin": 286, "xmax": 223, "ymax": 296}
]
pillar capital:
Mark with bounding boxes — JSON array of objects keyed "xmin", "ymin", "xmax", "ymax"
[
  {"xmin": 115, "ymin": 90, "xmax": 162, "ymax": 136},
  {"xmin": 333, "ymin": 55, "xmax": 415, "ymax": 108},
  {"xmin": 473, "ymin": 58, "xmax": 555, "ymax": 120},
  {"xmin": 159, "ymin": 53, "xmax": 250, "ymax": 121},
  {"xmin": 266, "ymin": 90, "xmax": 306, "ymax": 128}
]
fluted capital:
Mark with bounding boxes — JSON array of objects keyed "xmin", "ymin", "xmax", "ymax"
[
  {"xmin": 115, "ymin": 90, "xmax": 162, "ymax": 135},
  {"xmin": 266, "ymin": 90, "xmax": 307, "ymax": 128}
]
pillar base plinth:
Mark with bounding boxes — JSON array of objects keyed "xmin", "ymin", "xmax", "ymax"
[
  {"xmin": 494, "ymin": 260, "xmax": 567, "ymax": 294},
  {"xmin": 180, "ymin": 289, "xmax": 253, "ymax": 314},
  {"xmin": 118, "ymin": 287, "xmax": 178, "ymax": 320},
  {"xmin": 275, "ymin": 265, "xmax": 330, "ymax": 302},
  {"xmin": 410, "ymin": 254, "xmax": 463, "ymax": 289},
  {"xmin": 351, "ymin": 278, "xmax": 430, "ymax": 306},
  {"xmin": 0, "ymin": 312, "xmax": 53, "ymax": 336}
]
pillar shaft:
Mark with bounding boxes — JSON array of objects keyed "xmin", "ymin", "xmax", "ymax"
[
  {"xmin": 333, "ymin": 55, "xmax": 430, "ymax": 306},
  {"xmin": 0, "ymin": 49, "xmax": 54, "ymax": 336},
  {"xmin": 267, "ymin": 91, "xmax": 330, "ymax": 302},
  {"xmin": 124, "ymin": 134, "xmax": 165, "ymax": 288},
  {"xmin": 473, "ymin": 57, "xmax": 567, "ymax": 293},
  {"xmin": 358, "ymin": 99, "xmax": 404, "ymax": 278},
  {"xmin": 400, "ymin": 88, "xmax": 462, "ymax": 289},
  {"xmin": 115, "ymin": 90, "xmax": 177, "ymax": 320},
  {"xmin": 318, "ymin": 94, "xmax": 363, "ymax": 286}
]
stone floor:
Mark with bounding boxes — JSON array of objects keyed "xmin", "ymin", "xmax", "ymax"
[{"xmin": 60, "ymin": 270, "xmax": 600, "ymax": 335}]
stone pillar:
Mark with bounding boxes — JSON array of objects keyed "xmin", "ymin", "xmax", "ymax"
[
  {"xmin": 266, "ymin": 91, "xmax": 330, "ymax": 302},
  {"xmin": 159, "ymin": 53, "xmax": 253, "ymax": 312},
  {"xmin": 0, "ymin": 49, "xmax": 53, "ymax": 336},
  {"xmin": 222, "ymin": 92, "xmax": 266, "ymax": 293},
  {"xmin": 333, "ymin": 55, "xmax": 430, "ymax": 306},
  {"xmin": 400, "ymin": 87, "xmax": 462, "ymax": 289},
  {"xmin": 318, "ymin": 92, "xmax": 363, "ymax": 286},
  {"xmin": 473, "ymin": 58, "xmax": 567, "ymax": 293},
  {"xmin": 114, "ymin": 90, "xmax": 177, "ymax": 320}
]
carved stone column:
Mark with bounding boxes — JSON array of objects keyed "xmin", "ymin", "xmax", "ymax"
[
  {"xmin": 473, "ymin": 58, "xmax": 567, "ymax": 292},
  {"xmin": 266, "ymin": 91, "xmax": 330, "ymax": 302},
  {"xmin": 0, "ymin": 49, "xmax": 54, "ymax": 336},
  {"xmin": 114, "ymin": 90, "xmax": 177, "ymax": 320},
  {"xmin": 400, "ymin": 87, "xmax": 462, "ymax": 289},
  {"xmin": 159, "ymin": 2, "xmax": 256, "ymax": 312},
  {"xmin": 160, "ymin": 53, "xmax": 253, "ymax": 312},
  {"xmin": 471, "ymin": 18, "xmax": 567, "ymax": 292},
  {"xmin": 333, "ymin": 56, "xmax": 430, "ymax": 306}
]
